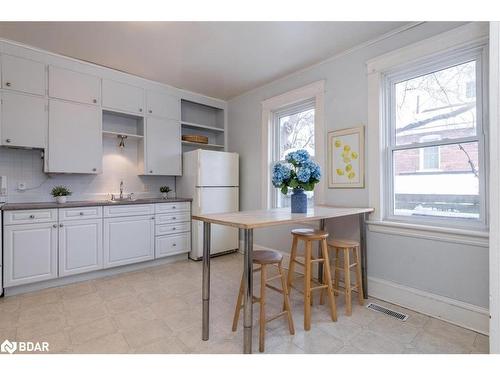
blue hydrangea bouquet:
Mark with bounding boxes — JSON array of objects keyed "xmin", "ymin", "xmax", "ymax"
[{"xmin": 272, "ymin": 150, "xmax": 321, "ymax": 213}]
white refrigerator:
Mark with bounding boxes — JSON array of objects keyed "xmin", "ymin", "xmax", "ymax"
[{"xmin": 177, "ymin": 149, "xmax": 239, "ymax": 260}]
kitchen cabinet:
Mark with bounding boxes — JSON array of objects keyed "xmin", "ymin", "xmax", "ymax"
[
  {"xmin": 1, "ymin": 54, "xmax": 46, "ymax": 96},
  {"xmin": 142, "ymin": 117, "xmax": 181, "ymax": 175},
  {"xmin": 102, "ymin": 79, "xmax": 144, "ymax": 115},
  {"xmin": 103, "ymin": 215, "xmax": 155, "ymax": 268},
  {"xmin": 146, "ymin": 90, "xmax": 180, "ymax": 119},
  {"xmin": 155, "ymin": 232, "xmax": 191, "ymax": 258},
  {"xmin": 47, "ymin": 99, "xmax": 102, "ymax": 174},
  {"xmin": 0, "ymin": 91, "xmax": 48, "ymax": 148},
  {"xmin": 49, "ymin": 66, "xmax": 101, "ymax": 105},
  {"xmin": 59, "ymin": 218, "xmax": 103, "ymax": 277},
  {"xmin": 3, "ymin": 222, "xmax": 58, "ymax": 287}
]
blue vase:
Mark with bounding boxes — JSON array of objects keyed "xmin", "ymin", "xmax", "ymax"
[{"xmin": 291, "ymin": 188, "xmax": 307, "ymax": 213}]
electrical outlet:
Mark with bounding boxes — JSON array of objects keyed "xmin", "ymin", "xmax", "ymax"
[{"xmin": 17, "ymin": 182, "xmax": 26, "ymax": 191}]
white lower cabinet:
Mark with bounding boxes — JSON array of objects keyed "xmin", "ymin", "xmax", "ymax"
[
  {"xmin": 59, "ymin": 218, "xmax": 103, "ymax": 277},
  {"xmin": 156, "ymin": 232, "xmax": 191, "ymax": 259},
  {"xmin": 104, "ymin": 215, "xmax": 155, "ymax": 268},
  {"xmin": 3, "ymin": 222, "xmax": 58, "ymax": 287}
]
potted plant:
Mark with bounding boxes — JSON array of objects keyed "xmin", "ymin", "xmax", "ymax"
[
  {"xmin": 272, "ymin": 150, "xmax": 321, "ymax": 213},
  {"xmin": 160, "ymin": 186, "xmax": 171, "ymax": 199},
  {"xmin": 51, "ymin": 185, "xmax": 72, "ymax": 204}
]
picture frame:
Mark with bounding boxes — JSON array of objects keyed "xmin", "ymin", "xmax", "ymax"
[{"xmin": 328, "ymin": 126, "xmax": 365, "ymax": 188}]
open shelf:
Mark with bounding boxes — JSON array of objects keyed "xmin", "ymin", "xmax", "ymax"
[
  {"xmin": 102, "ymin": 130, "xmax": 144, "ymax": 139},
  {"xmin": 182, "ymin": 141, "xmax": 225, "ymax": 149},
  {"xmin": 181, "ymin": 121, "xmax": 224, "ymax": 133}
]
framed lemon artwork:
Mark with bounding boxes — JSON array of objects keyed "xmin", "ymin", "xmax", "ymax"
[{"xmin": 328, "ymin": 126, "xmax": 365, "ymax": 188}]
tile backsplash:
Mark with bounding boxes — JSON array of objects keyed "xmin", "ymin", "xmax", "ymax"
[{"xmin": 0, "ymin": 137, "xmax": 176, "ymax": 203}]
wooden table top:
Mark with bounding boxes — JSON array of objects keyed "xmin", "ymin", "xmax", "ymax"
[{"xmin": 192, "ymin": 205, "xmax": 374, "ymax": 229}]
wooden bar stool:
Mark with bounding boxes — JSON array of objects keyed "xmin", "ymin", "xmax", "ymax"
[
  {"xmin": 287, "ymin": 228, "xmax": 337, "ymax": 331},
  {"xmin": 232, "ymin": 250, "xmax": 295, "ymax": 353},
  {"xmin": 323, "ymin": 239, "xmax": 364, "ymax": 316}
]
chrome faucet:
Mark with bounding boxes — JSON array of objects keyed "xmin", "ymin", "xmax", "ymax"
[{"xmin": 119, "ymin": 181, "xmax": 124, "ymax": 200}]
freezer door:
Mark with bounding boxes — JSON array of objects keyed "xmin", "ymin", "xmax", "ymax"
[
  {"xmin": 191, "ymin": 187, "xmax": 239, "ymax": 259},
  {"xmin": 197, "ymin": 150, "xmax": 239, "ymax": 187}
]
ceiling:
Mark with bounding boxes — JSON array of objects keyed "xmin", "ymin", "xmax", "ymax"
[{"xmin": 0, "ymin": 22, "xmax": 410, "ymax": 100}]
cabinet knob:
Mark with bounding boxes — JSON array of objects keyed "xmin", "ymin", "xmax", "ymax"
[
  {"xmin": 59, "ymin": 223, "xmax": 64, "ymax": 227},
  {"xmin": 93, "ymin": 99, "xmax": 97, "ymax": 104},
  {"xmin": 29, "ymin": 214, "xmax": 35, "ymax": 219},
  {"xmin": 172, "ymin": 243, "xmax": 177, "ymax": 247},
  {"xmin": 92, "ymin": 168, "xmax": 97, "ymax": 172},
  {"xmin": 79, "ymin": 212, "xmax": 84, "ymax": 216},
  {"xmin": 53, "ymin": 224, "xmax": 58, "ymax": 228},
  {"xmin": 148, "ymin": 110, "xmax": 152, "ymax": 114},
  {"xmin": 172, "ymin": 217, "xmax": 176, "ymax": 220},
  {"xmin": 151, "ymin": 217, "xmax": 155, "ymax": 220},
  {"xmin": 139, "ymin": 108, "xmax": 143, "ymax": 112},
  {"xmin": 5, "ymin": 139, "xmax": 11, "ymax": 143},
  {"xmin": 149, "ymin": 170, "xmax": 153, "ymax": 173},
  {"xmin": 172, "ymin": 206, "xmax": 176, "ymax": 209},
  {"xmin": 172, "ymin": 227, "xmax": 176, "ymax": 230},
  {"xmin": 5, "ymin": 82, "xmax": 11, "ymax": 87}
]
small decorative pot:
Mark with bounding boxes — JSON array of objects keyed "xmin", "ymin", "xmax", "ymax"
[
  {"xmin": 56, "ymin": 196, "xmax": 67, "ymax": 204},
  {"xmin": 291, "ymin": 188, "xmax": 307, "ymax": 213},
  {"xmin": 161, "ymin": 192, "xmax": 168, "ymax": 199}
]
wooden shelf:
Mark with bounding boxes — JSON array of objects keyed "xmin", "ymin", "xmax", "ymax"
[
  {"xmin": 181, "ymin": 121, "xmax": 224, "ymax": 132},
  {"xmin": 182, "ymin": 141, "xmax": 224, "ymax": 149},
  {"xmin": 102, "ymin": 130, "xmax": 143, "ymax": 139}
]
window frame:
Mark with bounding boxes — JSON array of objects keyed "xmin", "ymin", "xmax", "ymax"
[
  {"xmin": 382, "ymin": 44, "xmax": 489, "ymax": 230},
  {"xmin": 270, "ymin": 99, "xmax": 316, "ymax": 208}
]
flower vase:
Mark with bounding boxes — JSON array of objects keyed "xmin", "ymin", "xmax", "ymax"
[
  {"xmin": 162, "ymin": 192, "xmax": 168, "ymax": 199},
  {"xmin": 291, "ymin": 188, "xmax": 307, "ymax": 213},
  {"xmin": 56, "ymin": 196, "xmax": 67, "ymax": 204}
]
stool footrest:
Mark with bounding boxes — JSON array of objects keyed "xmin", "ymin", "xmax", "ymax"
[
  {"xmin": 266, "ymin": 284, "xmax": 284, "ymax": 294},
  {"xmin": 265, "ymin": 311, "xmax": 288, "ymax": 323},
  {"xmin": 310, "ymin": 284, "xmax": 328, "ymax": 291}
]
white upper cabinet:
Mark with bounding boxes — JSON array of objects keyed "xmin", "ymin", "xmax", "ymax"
[
  {"xmin": 1, "ymin": 91, "xmax": 48, "ymax": 148},
  {"xmin": 102, "ymin": 79, "xmax": 144, "ymax": 115},
  {"xmin": 143, "ymin": 117, "xmax": 181, "ymax": 176},
  {"xmin": 48, "ymin": 66, "xmax": 101, "ymax": 105},
  {"xmin": 146, "ymin": 90, "xmax": 180, "ymax": 119},
  {"xmin": 1, "ymin": 54, "xmax": 46, "ymax": 96},
  {"xmin": 47, "ymin": 99, "xmax": 102, "ymax": 174}
]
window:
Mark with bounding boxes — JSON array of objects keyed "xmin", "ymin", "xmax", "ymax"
[
  {"xmin": 271, "ymin": 100, "xmax": 315, "ymax": 208},
  {"xmin": 384, "ymin": 47, "xmax": 487, "ymax": 227}
]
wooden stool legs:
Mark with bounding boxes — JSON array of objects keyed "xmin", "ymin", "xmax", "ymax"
[
  {"xmin": 288, "ymin": 234, "xmax": 337, "ymax": 331},
  {"xmin": 325, "ymin": 242, "xmax": 365, "ymax": 316},
  {"xmin": 232, "ymin": 260, "xmax": 294, "ymax": 352}
]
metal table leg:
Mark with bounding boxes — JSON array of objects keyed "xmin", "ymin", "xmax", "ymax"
[
  {"xmin": 359, "ymin": 213, "xmax": 368, "ymax": 299},
  {"xmin": 243, "ymin": 228, "xmax": 254, "ymax": 354},
  {"xmin": 202, "ymin": 222, "xmax": 211, "ymax": 341},
  {"xmin": 318, "ymin": 219, "xmax": 326, "ymax": 282}
]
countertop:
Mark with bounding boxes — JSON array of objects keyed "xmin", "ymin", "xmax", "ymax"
[{"xmin": 1, "ymin": 197, "xmax": 193, "ymax": 211}]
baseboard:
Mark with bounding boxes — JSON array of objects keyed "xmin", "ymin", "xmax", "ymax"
[
  {"xmin": 243, "ymin": 242, "xmax": 489, "ymax": 335},
  {"xmin": 368, "ymin": 276, "xmax": 489, "ymax": 335}
]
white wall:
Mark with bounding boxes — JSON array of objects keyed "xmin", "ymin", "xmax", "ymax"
[
  {"xmin": 228, "ymin": 22, "xmax": 489, "ymax": 328},
  {"xmin": 0, "ymin": 116, "xmax": 176, "ymax": 203}
]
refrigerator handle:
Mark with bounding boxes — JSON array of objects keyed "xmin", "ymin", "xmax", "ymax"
[{"xmin": 197, "ymin": 187, "xmax": 202, "ymax": 211}]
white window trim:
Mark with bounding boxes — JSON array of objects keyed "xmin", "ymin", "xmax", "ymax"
[
  {"xmin": 261, "ymin": 81, "xmax": 325, "ymax": 209},
  {"xmin": 366, "ymin": 22, "xmax": 490, "ymax": 237}
]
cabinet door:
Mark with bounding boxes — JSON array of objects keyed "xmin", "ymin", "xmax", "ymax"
[
  {"xmin": 59, "ymin": 219, "xmax": 103, "ymax": 277},
  {"xmin": 146, "ymin": 91, "xmax": 180, "ymax": 119},
  {"xmin": 103, "ymin": 215, "xmax": 155, "ymax": 268},
  {"xmin": 49, "ymin": 66, "xmax": 101, "ymax": 105},
  {"xmin": 102, "ymin": 79, "xmax": 144, "ymax": 115},
  {"xmin": 1, "ymin": 92, "xmax": 48, "ymax": 148},
  {"xmin": 47, "ymin": 99, "xmax": 102, "ymax": 173},
  {"xmin": 1, "ymin": 54, "xmax": 46, "ymax": 96},
  {"xmin": 144, "ymin": 117, "xmax": 181, "ymax": 175},
  {"xmin": 3, "ymin": 222, "xmax": 58, "ymax": 287}
]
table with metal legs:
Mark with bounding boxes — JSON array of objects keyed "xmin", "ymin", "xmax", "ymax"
[{"xmin": 197, "ymin": 206, "xmax": 373, "ymax": 353}]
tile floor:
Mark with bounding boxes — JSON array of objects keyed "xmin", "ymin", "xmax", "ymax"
[{"xmin": 0, "ymin": 253, "xmax": 489, "ymax": 354}]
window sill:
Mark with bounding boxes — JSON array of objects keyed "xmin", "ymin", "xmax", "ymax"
[{"xmin": 366, "ymin": 220, "xmax": 489, "ymax": 248}]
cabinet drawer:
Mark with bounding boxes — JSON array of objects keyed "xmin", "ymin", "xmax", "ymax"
[
  {"xmin": 156, "ymin": 222, "xmax": 190, "ymax": 236},
  {"xmin": 3, "ymin": 209, "xmax": 58, "ymax": 225},
  {"xmin": 155, "ymin": 202, "xmax": 190, "ymax": 213},
  {"xmin": 103, "ymin": 204, "xmax": 154, "ymax": 218},
  {"xmin": 155, "ymin": 232, "xmax": 191, "ymax": 258},
  {"xmin": 60, "ymin": 206, "xmax": 103, "ymax": 221},
  {"xmin": 156, "ymin": 212, "xmax": 191, "ymax": 225}
]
